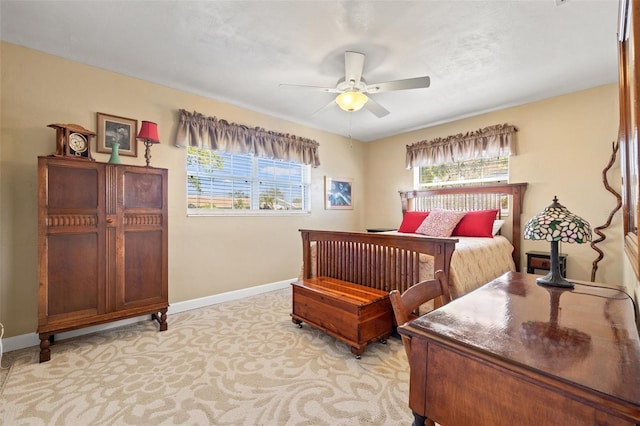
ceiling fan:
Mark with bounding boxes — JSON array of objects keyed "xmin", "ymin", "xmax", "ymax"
[{"xmin": 280, "ymin": 51, "xmax": 430, "ymax": 118}]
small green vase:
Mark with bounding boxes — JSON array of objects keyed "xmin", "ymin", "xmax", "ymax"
[{"xmin": 108, "ymin": 142, "xmax": 122, "ymax": 164}]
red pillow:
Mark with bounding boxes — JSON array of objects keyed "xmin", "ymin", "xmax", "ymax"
[
  {"xmin": 452, "ymin": 209, "xmax": 499, "ymax": 238},
  {"xmin": 398, "ymin": 211, "xmax": 430, "ymax": 233}
]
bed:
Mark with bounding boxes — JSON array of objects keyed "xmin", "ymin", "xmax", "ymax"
[{"xmin": 299, "ymin": 182, "xmax": 528, "ymax": 301}]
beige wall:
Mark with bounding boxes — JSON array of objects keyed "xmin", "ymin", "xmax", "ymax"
[
  {"xmin": 364, "ymin": 84, "xmax": 622, "ymax": 285},
  {"xmin": 0, "ymin": 42, "xmax": 624, "ymax": 340},
  {"xmin": 0, "ymin": 42, "xmax": 365, "ymax": 337}
]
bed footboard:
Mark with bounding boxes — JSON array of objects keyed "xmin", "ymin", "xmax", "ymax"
[{"xmin": 299, "ymin": 229, "xmax": 457, "ymax": 295}]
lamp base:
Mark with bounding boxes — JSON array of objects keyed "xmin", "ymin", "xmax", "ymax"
[
  {"xmin": 536, "ymin": 272, "xmax": 574, "ymax": 288},
  {"xmin": 144, "ymin": 141, "xmax": 153, "ymax": 167},
  {"xmin": 535, "ymin": 240, "xmax": 574, "ymax": 288}
]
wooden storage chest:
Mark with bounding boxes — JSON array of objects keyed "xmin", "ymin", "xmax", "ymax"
[{"xmin": 291, "ymin": 276, "xmax": 393, "ymax": 358}]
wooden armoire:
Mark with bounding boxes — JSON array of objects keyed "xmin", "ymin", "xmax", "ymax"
[{"xmin": 37, "ymin": 156, "xmax": 168, "ymax": 362}]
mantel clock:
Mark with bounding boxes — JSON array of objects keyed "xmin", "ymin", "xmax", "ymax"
[{"xmin": 48, "ymin": 123, "xmax": 96, "ymax": 160}]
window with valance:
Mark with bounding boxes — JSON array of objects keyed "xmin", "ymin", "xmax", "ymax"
[
  {"xmin": 175, "ymin": 109, "xmax": 320, "ymax": 167},
  {"xmin": 406, "ymin": 123, "xmax": 516, "ymax": 168},
  {"xmin": 176, "ymin": 110, "xmax": 319, "ymax": 215},
  {"xmin": 407, "ymin": 123, "xmax": 517, "ymax": 187}
]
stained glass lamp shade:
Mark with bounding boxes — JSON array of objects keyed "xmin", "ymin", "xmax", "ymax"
[{"xmin": 523, "ymin": 196, "xmax": 592, "ymax": 288}]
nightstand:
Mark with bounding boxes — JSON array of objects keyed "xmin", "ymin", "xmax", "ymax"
[{"xmin": 526, "ymin": 251, "xmax": 567, "ymax": 276}]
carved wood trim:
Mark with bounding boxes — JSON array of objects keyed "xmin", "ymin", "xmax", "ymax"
[
  {"xmin": 124, "ymin": 214, "xmax": 163, "ymax": 226},
  {"xmin": 46, "ymin": 215, "xmax": 98, "ymax": 227}
]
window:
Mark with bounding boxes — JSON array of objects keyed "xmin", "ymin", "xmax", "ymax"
[
  {"xmin": 415, "ymin": 156, "xmax": 509, "ymax": 188},
  {"xmin": 187, "ymin": 147, "xmax": 310, "ymax": 215}
]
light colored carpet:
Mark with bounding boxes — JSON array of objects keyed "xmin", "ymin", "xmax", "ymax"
[{"xmin": 0, "ymin": 289, "xmax": 413, "ymax": 425}]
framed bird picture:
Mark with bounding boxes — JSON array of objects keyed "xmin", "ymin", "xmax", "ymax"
[{"xmin": 96, "ymin": 112, "xmax": 138, "ymax": 157}]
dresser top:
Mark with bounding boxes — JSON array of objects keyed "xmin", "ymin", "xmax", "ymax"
[{"xmin": 407, "ymin": 271, "xmax": 640, "ymax": 406}]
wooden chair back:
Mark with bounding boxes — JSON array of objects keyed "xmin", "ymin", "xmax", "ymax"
[{"xmin": 389, "ymin": 269, "xmax": 451, "ymax": 359}]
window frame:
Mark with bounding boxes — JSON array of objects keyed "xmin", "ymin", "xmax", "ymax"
[
  {"xmin": 414, "ymin": 155, "xmax": 510, "ymax": 189},
  {"xmin": 186, "ymin": 148, "xmax": 311, "ymax": 217}
]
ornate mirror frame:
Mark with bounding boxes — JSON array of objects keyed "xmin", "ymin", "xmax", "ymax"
[{"xmin": 619, "ymin": 0, "xmax": 640, "ymax": 278}]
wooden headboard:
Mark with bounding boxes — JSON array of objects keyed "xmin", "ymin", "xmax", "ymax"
[{"xmin": 399, "ymin": 182, "xmax": 528, "ymax": 271}]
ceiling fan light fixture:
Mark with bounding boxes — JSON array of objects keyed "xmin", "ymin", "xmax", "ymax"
[{"xmin": 335, "ymin": 91, "xmax": 368, "ymax": 112}]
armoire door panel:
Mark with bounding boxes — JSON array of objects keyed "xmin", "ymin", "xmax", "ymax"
[
  {"xmin": 46, "ymin": 163, "xmax": 100, "ymax": 209},
  {"xmin": 118, "ymin": 229, "xmax": 166, "ymax": 308},
  {"xmin": 47, "ymin": 232, "xmax": 104, "ymax": 317},
  {"xmin": 122, "ymin": 170, "xmax": 165, "ymax": 210}
]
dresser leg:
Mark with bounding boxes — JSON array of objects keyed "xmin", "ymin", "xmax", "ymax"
[
  {"xmin": 152, "ymin": 309, "xmax": 168, "ymax": 331},
  {"xmin": 350, "ymin": 346, "xmax": 364, "ymax": 359},
  {"xmin": 38, "ymin": 333, "xmax": 51, "ymax": 363},
  {"xmin": 411, "ymin": 411, "xmax": 435, "ymax": 426}
]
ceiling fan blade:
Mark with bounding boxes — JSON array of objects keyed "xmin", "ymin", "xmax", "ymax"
[
  {"xmin": 365, "ymin": 76, "xmax": 431, "ymax": 93},
  {"xmin": 344, "ymin": 51, "xmax": 365, "ymax": 87},
  {"xmin": 363, "ymin": 96, "xmax": 390, "ymax": 118},
  {"xmin": 311, "ymin": 99, "xmax": 337, "ymax": 116},
  {"xmin": 279, "ymin": 83, "xmax": 341, "ymax": 93}
]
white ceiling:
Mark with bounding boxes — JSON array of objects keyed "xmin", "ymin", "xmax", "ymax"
[{"xmin": 0, "ymin": 0, "xmax": 620, "ymax": 142}]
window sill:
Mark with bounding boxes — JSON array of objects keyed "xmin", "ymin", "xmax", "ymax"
[{"xmin": 187, "ymin": 209, "xmax": 311, "ymax": 217}]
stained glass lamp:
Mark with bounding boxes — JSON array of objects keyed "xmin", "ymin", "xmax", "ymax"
[{"xmin": 524, "ymin": 196, "xmax": 592, "ymax": 288}]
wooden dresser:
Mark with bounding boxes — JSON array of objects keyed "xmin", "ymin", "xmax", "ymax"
[
  {"xmin": 37, "ymin": 157, "xmax": 168, "ymax": 362},
  {"xmin": 399, "ymin": 272, "xmax": 640, "ymax": 425}
]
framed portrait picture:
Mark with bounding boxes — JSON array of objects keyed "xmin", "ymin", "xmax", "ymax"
[
  {"xmin": 96, "ymin": 112, "xmax": 138, "ymax": 157},
  {"xmin": 325, "ymin": 177, "xmax": 353, "ymax": 210}
]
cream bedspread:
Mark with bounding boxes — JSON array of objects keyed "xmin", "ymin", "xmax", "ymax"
[{"xmin": 380, "ymin": 231, "xmax": 515, "ymax": 299}]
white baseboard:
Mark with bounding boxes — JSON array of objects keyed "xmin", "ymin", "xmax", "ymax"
[{"xmin": 1, "ymin": 278, "xmax": 293, "ymax": 353}]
